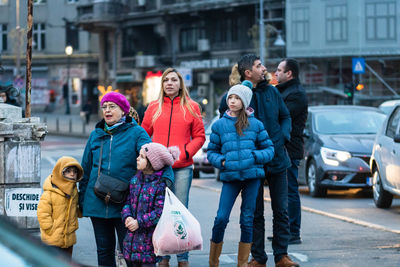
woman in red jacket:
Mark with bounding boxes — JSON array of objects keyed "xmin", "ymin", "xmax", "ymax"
[{"xmin": 141, "ymin": 68, "xmax": 205, "ymax": 267}]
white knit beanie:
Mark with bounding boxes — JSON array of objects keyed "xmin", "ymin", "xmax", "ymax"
[{"xmin": 226, "ymin": 80, "xmax": 253, "ymax": 109}]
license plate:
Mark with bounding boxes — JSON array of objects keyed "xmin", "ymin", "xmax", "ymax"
[{"xmin": 366, "ymin": 177, "xmax": 373, "ymax": 186}]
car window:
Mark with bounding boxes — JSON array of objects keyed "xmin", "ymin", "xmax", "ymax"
[
  {"xmin": 386, "ymin": 106, "xmax": 400, "ymax": 138},
  {"xmin": 314, "ymin": 110, "xmax": 386, "ymax": 134}
]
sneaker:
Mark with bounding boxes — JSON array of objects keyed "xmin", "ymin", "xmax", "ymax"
[
  {"xmin": 275, "ymin": 255, "xmax": 299, "ymax": 267},
  {"xmin": 289, "ymin": 236, "xmax": 302, "ymax": 245},
  {"xmin": 248, "ymin": 258, "xmax": 266, "ymax": 267}
]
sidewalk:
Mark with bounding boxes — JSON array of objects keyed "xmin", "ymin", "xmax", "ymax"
[{"xmin": 34, "ymin": 112, "xmax": 97, "ymax": 138}]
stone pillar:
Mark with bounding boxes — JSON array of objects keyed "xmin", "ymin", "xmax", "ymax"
[{"xmin": 0, "ymin": 103, "xmax": 47, "ymax": 230}]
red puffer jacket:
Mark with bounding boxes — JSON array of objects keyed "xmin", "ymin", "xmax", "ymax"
[{"xmin": 142, "ymin": 96, "xmax": 205, "ymax": 169}]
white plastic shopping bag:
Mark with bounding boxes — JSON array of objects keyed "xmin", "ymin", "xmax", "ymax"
[{"xmin": 153, "ymin": 187, "xmax": 203, "ymax": 256}]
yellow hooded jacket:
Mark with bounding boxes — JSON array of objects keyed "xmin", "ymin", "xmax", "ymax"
[{"xmin": 37, "ymin": 156, "xmax": 83, "ymax": 248}]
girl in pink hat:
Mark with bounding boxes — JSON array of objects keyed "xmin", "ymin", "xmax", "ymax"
[{"xmin": 121, "ymin": 143, "xmax": 179, "ymax": 267}]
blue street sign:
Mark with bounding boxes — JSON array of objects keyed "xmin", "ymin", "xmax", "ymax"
[{"xmin": 352, "ymin": 57, "xmax": 365, "ymax": 74}]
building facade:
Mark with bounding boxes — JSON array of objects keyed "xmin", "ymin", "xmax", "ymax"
[
  {"xmin": 0, "ymin": 0, "xmax": 99, "ymax": 114},
  {"xmin": 286, "ymin": 0, "xmax": 400, "ymax": 105},
  {"xmin": 76, "ymin": 0, "xmax": 286, "ymax": 119}
]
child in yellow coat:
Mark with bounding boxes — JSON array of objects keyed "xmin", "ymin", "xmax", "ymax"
[{"xmin": 37, "ymin": 156, "xmax": 83, "ymax": 256}]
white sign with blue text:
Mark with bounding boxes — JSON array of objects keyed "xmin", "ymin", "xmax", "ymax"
[{"xmin": 5, "ymin": 188, "xmax": 42, "ymax": 217}]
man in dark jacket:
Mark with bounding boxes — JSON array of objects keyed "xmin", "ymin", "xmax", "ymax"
[
  {"xmin": 219, "ymin": 54, "xmax": 299, "ymax": 267},
  {"xmin": 275, "ymin": 58, "xmax": 308, "ymax": 245}
]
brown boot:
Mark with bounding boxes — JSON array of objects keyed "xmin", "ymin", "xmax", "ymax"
[
  {"xmin": 209, "ymin": 240, "xmax": 223, "ymax": 267},
  {"xmin": 275, "ymin": 255, "xmax": 299, "ymax": 267},
  {"xmin": 237, "ymin": 242, "xmax": 252, "ymax": 267},
  {"xmin": 158, "ymin": 258, "xmax": 169, "ymax": 267},
  {"xmin": 178, "ymin": 261, "xmax": 189, "ymax": 267},
  {"xmin": 248, "ymin": 258, "xmax": 266, "ymax": 267}
]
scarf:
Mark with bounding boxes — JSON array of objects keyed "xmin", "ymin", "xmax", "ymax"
[{"xmin": 104, "ymin": 116, "xmax": 126, "ymax": 134}]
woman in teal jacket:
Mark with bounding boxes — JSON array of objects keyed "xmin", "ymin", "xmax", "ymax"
[{"xmin": 79, "ymin": 92, "xmax": 173, "ymax": 267}]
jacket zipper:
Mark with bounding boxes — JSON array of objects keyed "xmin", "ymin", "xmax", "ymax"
[
  {"xmin": 237, "ymin": 134, "xmax": 241, "ymax": 170},
  {"xmin": 106, "ymin": 135, "xmax": 113, "ymax": 218},
  {"xmin": 166, "ymin": 97, "xmax": 174, "ymax": 147},
  {"xmin": 108, "ymin": 135, "xmax": 113, "ymax": 174}
]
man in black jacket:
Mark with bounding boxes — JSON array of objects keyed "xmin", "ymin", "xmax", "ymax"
[
  {"xmin": 275, "ymin": 58, "xmax": 308, "ymax": 245},
  {"xmin": 219, "ymin": 54, "xmax": 299, "ymax": 267}
]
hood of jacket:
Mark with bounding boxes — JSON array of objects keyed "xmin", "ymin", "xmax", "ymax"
[{"xmin": 50, "ymin": 156, "xmax": 83, "ymax": 196}]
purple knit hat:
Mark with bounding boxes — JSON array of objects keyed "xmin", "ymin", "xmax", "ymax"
[
  {"xmin": 100, "ymin": 92, "xmax": 130, "ymax": 114},
  {"xmin": 142, "ymin": 143, "xmax": 180, "ymax": 171}
]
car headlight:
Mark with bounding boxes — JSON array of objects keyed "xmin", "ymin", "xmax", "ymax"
[{"xmin": 320, "ymin": 147, "xmax": 351, "ymax": 166}]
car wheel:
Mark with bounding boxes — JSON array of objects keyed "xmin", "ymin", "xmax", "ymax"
[
  {"xmin": 372, "ymin": 169, "xmax": 393, "ymax": 208},
  {"xmin": 193, "ymin": 169, "xmax": 200, "ymax": 179},
  {"xmin": 306, "ymin": 159, "xmax": 327, "ymax": 197}
]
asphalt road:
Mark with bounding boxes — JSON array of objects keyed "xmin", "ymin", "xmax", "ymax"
[{"xmin": 40, "ymin": 135, "xmax": 400, "ymax": 266}]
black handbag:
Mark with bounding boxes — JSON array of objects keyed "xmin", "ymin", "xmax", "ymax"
[{"xmin": 93, "ymin": 140, "xmax": 129, "ymax": 204}]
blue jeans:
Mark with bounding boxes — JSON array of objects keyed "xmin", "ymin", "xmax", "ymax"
[
  {"xmin": 212, "ymin": 179, "xmax": 260, "ymax": 243},
  {"xmin": 251, "ymin": 169, "xmax": 290, "ymax": 264},
  {"xmin": 163, "ymin": 166, "xmax": 193, "ymax": 262},
  {"xmin": 287, "ymin": 159, "xmax": 301, "ymax": 238},
  {"xmin": 91, "ymin": 217, "xmax": 130, "ymax": 267}
]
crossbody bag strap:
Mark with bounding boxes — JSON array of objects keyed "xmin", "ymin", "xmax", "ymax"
[{"xmin": 98, "ymin": 139, "xmax": 103, "ymax": 177}]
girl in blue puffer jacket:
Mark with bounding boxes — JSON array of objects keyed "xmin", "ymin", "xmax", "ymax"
[{"xmin": 207, "ymin": 81, "xmax": 275, "ymax": 267}]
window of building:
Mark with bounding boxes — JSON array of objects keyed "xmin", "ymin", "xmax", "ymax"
[
  {"xmin": 33, "ymin": 0, "xmax": 46, "ymax": 4},
  {"xmin": 179, "ymin": 26, "xmax": 205, "ymax": 52},
  {"xmin": 33, "ymin": 23, "xmax": 46, "ymax": 51},
  {"xmin": 291, "ymin": 7, "xmax": 309, "ymax": 44},
  {"xmin": 215, "ymin": 18, "xmax": 238, "ymax": 45},
  {"xmin": 326, "ymin": 4, "xmax": 347, "ymax": 42},
  {"xmin": 0, "ymin": 24, "xmax": 7, "ymax": 51},
  {"xmin": 66, "ymin": 22, "xmax": 79, "ymax": 50},
  {"xmin": 366, "ymin": 1, "xmax": 396, "ymax": 40},
  {"xmin": 122, "ymin": 28, "xmax": 135, "ymax": 57},
  {"xmin": 67, "ymin": 0, "xmax": 79, "ymax": 3}
]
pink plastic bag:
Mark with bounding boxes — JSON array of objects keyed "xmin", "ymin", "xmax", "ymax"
[{"xmin": 153, "ymin": 187, "xmax": 203, "ymax": 256}]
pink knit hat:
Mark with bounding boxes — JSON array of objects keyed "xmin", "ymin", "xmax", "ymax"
[
  {"xmin": 142, "ymin": 143, "xmax": 180, "ymax": 171},
  {"xmin": 100, "ymin": 92, "xmax": 130, "ymax": 114}
]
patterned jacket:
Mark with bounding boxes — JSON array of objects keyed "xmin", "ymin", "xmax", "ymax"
[{"xmin": 121, "ymin": 170, "xmax": 166, "ymax": 263}]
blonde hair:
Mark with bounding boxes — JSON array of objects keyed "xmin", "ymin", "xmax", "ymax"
[
  {"xmin": 229, "ymin": 64, "xmax": 241, "ymax": 86},
  {"xmin": 151, "ymin": 68, "xmax": 200, "ymax": 125},
  {"xmin": 264, "ymin": 71, "xmax": 272, "ymax": 83}
]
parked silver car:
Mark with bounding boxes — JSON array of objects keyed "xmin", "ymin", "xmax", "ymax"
[
  {"xmin": 193, "ymin": 116, "xmax": 219, "ymax": 178},
  {"xmin": 370, "ymin": 104, "xmax": 400, "ymax": 208},
  {"xmin": 378, "ymin": 99, "xmax": 400, "ymax": 115}
]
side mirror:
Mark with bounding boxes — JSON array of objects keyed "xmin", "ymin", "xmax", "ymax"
[
  {"xmin": 394, "ymin": 134, "xmax": 400, "ymax": 143},
  {"xmin": 303, "ymin": 129, "xmax": 311, "ymax": 138}
]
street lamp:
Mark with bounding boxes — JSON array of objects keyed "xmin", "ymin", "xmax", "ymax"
[
  {"xmin": 65, "ymin": 45, "xmax": 73, "ymax": 114},
  {"xmin": 259, "ymin": 0, "xmax": 285, "ymax": 63}
]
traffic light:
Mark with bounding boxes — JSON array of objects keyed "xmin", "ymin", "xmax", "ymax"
[
  {"xmin": 344, "ymin": 83, "xmax": 354, "ymax": 97},
  {"xmin": 344, "ymin": 83, "xmax": 354, "ymax": 104},
  {"xmin": 356, "ymin": 83, "xmax": 364, "ymax": 91}
]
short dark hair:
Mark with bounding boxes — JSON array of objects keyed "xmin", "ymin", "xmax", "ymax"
[
  {"xmin": 238, "ymin": 54, "xmax": 260, "ymax": 81},
  {"xmin": 282, "ymin": 58, "xmax": 299, "ymax": 79}
]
